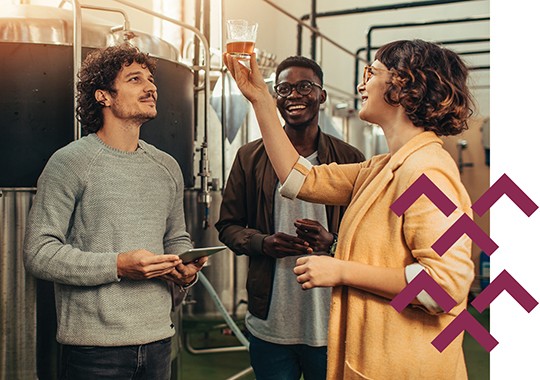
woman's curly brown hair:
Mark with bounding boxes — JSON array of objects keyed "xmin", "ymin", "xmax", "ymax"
[
  {"xmin": 76, "ymin": 43, "xmax": 157, "ymax": 133},
  {"xmin": 374, "ymin": 39, "xmax": 474, "ymax": 136}
]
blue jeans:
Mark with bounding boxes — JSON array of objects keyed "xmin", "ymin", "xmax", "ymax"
[
  {"xmin": 59, "ymin": 337, "xmax": 172, "ymax": 380},
  {"xmin": 248, "ymin": 334, "xmax": 327, "ymax": 380}
]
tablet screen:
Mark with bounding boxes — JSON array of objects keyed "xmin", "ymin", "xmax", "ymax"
[{"xmin": 178, "ymin": 245, "xmax": 227, "ymax": 263}]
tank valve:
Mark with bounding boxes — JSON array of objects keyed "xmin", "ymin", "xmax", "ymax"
[
  {"xmin": 197, "ymin": 143, "xmax": 212, "ymax": 205},
  {"xmin": 197, "ymin": 143, "xmax": 213, "ymax": 229}
]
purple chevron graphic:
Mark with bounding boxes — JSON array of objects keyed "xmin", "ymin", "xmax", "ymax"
[
  {"xmin": 471, "ymin": 270, "xmax": 539, "ymax": 313},
  {"xmin": 390, "ymin": 174, "xmax": 457, "ymax": 217},
  {"xmin": 431, "ymin": 214, "xmax": 499, "ymax": 256},
  {"xmin": 472, "ymin": 174, "xmax": 538, "ymax": 217},
  {"xmin": 391, "ymin": 271, "xmax": 457, "ymax": 313},
  {"xmin": 432, "ymin": 310, "xmax": 498, "ymax": 352}
]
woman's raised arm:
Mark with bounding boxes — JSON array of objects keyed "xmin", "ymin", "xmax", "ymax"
[{"xmin": 224, "ymin": 53, "xmax": 299, "ymax": 183}]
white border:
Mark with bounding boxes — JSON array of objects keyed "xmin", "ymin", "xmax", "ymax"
[{"xmin": 491, "ymin": 1, "xmax": 540, "ymax": 378}]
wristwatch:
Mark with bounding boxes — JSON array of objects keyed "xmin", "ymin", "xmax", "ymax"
[{"xmin": 328, "ymin": 233, "xmax": 338, "ymax": 256}]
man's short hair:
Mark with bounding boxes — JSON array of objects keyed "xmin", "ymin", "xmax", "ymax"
[{"xmin": 275, "ymin": 56, "xmax": 323, "ymax": 85}]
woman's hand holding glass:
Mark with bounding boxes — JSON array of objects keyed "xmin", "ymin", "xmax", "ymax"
[{"xmin": 223, "ymin": 53, "xmax": 271, "ymax": 105}]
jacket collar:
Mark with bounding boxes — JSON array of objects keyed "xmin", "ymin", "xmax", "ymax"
[{"xmin": 314, "ymin": 127, "xmax": 333, "ymax": 163}]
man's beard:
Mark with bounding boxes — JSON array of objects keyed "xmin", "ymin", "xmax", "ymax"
[{"xmin": 110, "ymin": 106, "xmax": 157, "ymax": 125}]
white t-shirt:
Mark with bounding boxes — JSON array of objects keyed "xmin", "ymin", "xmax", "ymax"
[{"xmin": 246, "ymin": 151, "xmax": 331, "ymax": 347}]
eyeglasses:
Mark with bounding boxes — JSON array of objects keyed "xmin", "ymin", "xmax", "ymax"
[
  {"xmin": 362, "ymin": 65, "xmax": 391, "ymax": 85},
  {"xmin": 273, "ymin": 80, "xmax": 323, "ymax": 98}
]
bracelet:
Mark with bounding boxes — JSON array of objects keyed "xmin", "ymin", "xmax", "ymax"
[
  {"xmin": 328, "ymin": 233, "xmax": 338, "ymax": 256},
  {"xmin": 179, "ymin": 273, "xmax": 199, "ymax": 291}
]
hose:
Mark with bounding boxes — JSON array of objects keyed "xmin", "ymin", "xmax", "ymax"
[{"xmin": 197, "ymin": 271, "xmax": 250, "ymax": 348}]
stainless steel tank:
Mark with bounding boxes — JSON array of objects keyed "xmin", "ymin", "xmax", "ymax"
[
  {"xmin": 0, "ymin": 4, "xmax": 195, "ymax": 188},
  {"xmin": 0, "ymin": 4, "xmax": 196, "ymax": 379},
  {"xmin": 0, "ymin": 189, "xmax": 37, "ymax": 380}
]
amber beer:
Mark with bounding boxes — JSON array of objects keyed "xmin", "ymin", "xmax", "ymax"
[{"xmin": 226, "ymin": 40, "xmax": 255, "ymax": 59}]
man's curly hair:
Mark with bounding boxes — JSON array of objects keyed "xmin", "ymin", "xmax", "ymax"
[
  {"xmin": 76, "ymin": 43, "xmax": 157, "ymax": 133},
  {"xmin": 374, "ymin": 39, "xmax": 474, "ymax": 136}
]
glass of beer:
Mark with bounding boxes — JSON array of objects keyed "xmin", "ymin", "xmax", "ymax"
[{"xmin": 226, "ymin": 19, "xmax": 258, "ymax": 59}]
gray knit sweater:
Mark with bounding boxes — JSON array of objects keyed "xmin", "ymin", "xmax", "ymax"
[{"xmin": 24, "ymin": 133, "xmax": 192, "ymax": 346}]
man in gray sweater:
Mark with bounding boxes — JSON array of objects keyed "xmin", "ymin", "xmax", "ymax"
[{"xmin": 23, "ymin": 44, "xmax": 205, "ymax": 379}]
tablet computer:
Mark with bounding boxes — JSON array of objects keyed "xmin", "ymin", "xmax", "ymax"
[{"xmin": 179, "ymin": 245, "xmax": 227, "ymax": 263}]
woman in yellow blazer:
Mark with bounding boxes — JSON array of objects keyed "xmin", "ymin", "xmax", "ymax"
[{"xmin": 225, "ymin": 39, "xmax": 475, "ymax": 379}]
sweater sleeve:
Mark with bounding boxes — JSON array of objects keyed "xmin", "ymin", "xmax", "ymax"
[{"xmin": 23, "ymin": 149, "xmax": 119, "ymax": 286}]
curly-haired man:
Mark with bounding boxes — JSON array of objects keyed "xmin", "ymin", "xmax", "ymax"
[{"xmin": 24, "ymin": 43, "xmax": 206, "ymax": 379}]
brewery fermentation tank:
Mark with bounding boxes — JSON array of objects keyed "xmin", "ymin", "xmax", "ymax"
[{"xmin": 0, "ymin": 4, "xmax": 195, "ymax": 188}]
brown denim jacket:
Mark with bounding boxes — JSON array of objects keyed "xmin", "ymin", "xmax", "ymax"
[{"xmin": 215, "ymin": 129, "xmax": 365, "ymax": 319}]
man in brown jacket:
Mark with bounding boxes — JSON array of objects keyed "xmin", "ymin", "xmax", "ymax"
[{"xmin": 216, "ymin": 56, "xmax": 364, "ymax": 380}]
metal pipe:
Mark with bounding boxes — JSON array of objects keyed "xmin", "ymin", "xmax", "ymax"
[
  {"xmin": 357, "ymin": 16, "xmax": 489, "ymax": 109},
  {"xmin": 200, "ymin": 0, "xmax": 214, "ymax": 226},
  {"xmin": 357, "ymin": 37, "xmax": 490, "ymax": 58},
  {"xmin": 434, "ymin": 37, "xmax": 490, "ymax": 45},
  {"xmin": 298, "ymin": 0, "xmax": 482, "ymax": 58},
  {"xmin": 185, "ymin": 334, "xmax": 247, "ymax": 354},
  {"xmin": 225, "ymin": 367, "xmax": 254, "ymax": 380},
  {"xmin": 262, "ymin": 0, "xmax": 357, "ymax": 58},
  {"xmin": 324, "ymin": 83, "xmax": 361, "ymax": 101},
  {"xmin": 366, "ymin": 15, "xmax": 490, "ymax": 62},
  {"xmin": 459, "ymin": 49, "xmax": 490, "ymax": 55},
  {"xmin": 469, "ymin": 65, "xmax": 490, "ymax": 71},
  {"xmin": 194, "ymin": 0, "xmax": 201, "ymax": 140},
  {"xmin": 79, "ymin": 4, "xmax": 130, "ymax": 33},
  {"xmin": 300, "ymin": 0, "xmax": 481, "ymax": 19},
  {"xmin": 310, "ymin": 0, "xmax": 317, "ymax": 59},
  {"xmin": 0, "ymin": 188, "xmax": 37, "ymax": 193},
  {"xmin": 203, "ymin": 0, "xmax": 211, "ymax": 45},
  {"xmin": 296, "ymin": 23, "xmax": 303, "ymax": 56},
  {"xmin": 67, "ymin": 0, "xmax": 82, "ymax": 141},
  {"xmin": 220, "ymin": 0, "xmax": 226, "ymax": 193},
  {"xmin": 220, "ymin": 73, "xmax": 226, "ymax": 193}
]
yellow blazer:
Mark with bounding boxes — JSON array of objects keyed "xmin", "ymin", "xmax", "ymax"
[{"xmin": 286, "ymin": 132, "xmax": 475, "ymax": 379}]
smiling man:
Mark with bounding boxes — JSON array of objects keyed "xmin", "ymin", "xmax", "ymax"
[
  {"xmin": 24, "ymin": 44, "xmax": 206, "ymax": 379},
  {"xmin": 216, "ymin": 56, "xmax": 365, "ymax": 380}
]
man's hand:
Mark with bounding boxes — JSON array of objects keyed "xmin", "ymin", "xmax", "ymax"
[
  {"xmin": 161, "ymin": 256, "xmax": 208, "ymax": 287},
  {"xmin": 294, "ymin": 219, "xmax": 334, "ymax": 253},
  {"xmin": 117, "ymin": 249, "xmax": 181, "ymax": 280},
  {"xmin": 262, "ymin": 232, "xmax": 312, "ymax": 259}
]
